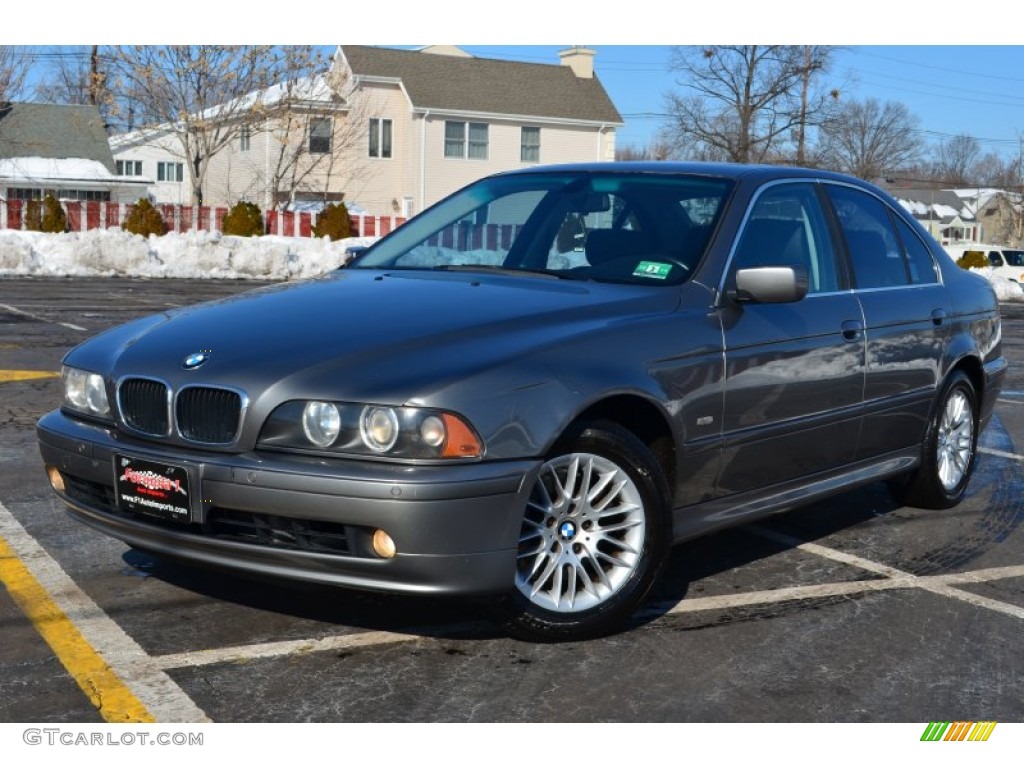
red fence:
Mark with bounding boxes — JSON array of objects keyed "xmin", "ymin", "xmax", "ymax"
[{"xmin": 0, "ymin": 200, "xmax": 406, "ymax": 240}]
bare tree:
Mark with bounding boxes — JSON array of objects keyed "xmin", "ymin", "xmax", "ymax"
[
  {"xmin": 615, "ymin": 137, "xmax": 673, "ymax": 161},
  {"xmin": 109, "ymin": 46, "xmax": 324, "ymax": 206},
  {"xmin": 33, "ymin": 46, "xmax": 118, "ymax": 130},
  {"xmin": 816, "ymin": 98, "xmax": 922, "ymax": 180},
  {"xmin": 936, "ymin": 133, "xmax": 981, "ymax": 186},
  {"xmin": 663, "ymin": 45, "xmax": 836, "ymax": 164},
  {"xmin": 0, "ymin": 46, "xmax": 32, "ymax": 102},
  {"xmin": 253, "ymin": 68, "xmax": 371, "ymax": 210}
]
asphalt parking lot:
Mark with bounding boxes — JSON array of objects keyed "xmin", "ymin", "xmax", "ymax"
[{"xmin": 1, "ymin": 276, "xmax": 1022, "ymax": 723}]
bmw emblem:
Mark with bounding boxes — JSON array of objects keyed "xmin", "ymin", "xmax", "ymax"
[
  {"xmin": 182, "ymin": 351, "xmax": 210, "ymax": 370},
  {"xmin": 558, "ymin": 521, "xmax": 577, "ymax": 541}
]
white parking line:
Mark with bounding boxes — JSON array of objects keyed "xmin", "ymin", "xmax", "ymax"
[
  {"xmin": 979, "ymin": 446, "xmax": 1024, "ymax": 462},
  {"xmin": 0, "ymin": 500, "xmax": 209, "ymax": 722},
  {"xmin": 747, "ymin": 525, "xmax": 1024, "ymax": 619},
  {"xmin": 0, "ymin": 303, "xmax": 86, "ymax": 332},
  {"xmin": 155, "ymin": 629, "xmax": 431, "ymax": 671}
]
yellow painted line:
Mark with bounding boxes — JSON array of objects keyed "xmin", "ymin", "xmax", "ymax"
[
  {"xmin": 0, "ymin": 535, "xmax": 155, "ymax": 723},
  {"xmin": 0, "ymin": 370, "xmax": 60, "ymax": 383}
]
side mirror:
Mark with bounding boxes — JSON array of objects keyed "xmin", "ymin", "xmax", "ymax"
[{"xmin": 732, "ymin": 266, "xmax": 808, "ymax": 304}]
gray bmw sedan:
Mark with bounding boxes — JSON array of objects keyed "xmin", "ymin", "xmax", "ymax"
[{"xmin": 38, "ymin": 163, "xmax": 1006, "ymax": 641}]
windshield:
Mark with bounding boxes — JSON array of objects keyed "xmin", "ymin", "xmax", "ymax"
[{"xmin": 350, "ymin": 172, "xmax": 733, "ymax": 285}]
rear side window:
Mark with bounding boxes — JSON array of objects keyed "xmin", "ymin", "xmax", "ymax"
[
  {"xmin": 731, "ymin": 182, "xmax": 841, "ymax": 294},
  {"xmin": 826, "ymin": 185, "xmax": 908, "ymax": 289},
  {"xmin": 894, "ymin": 217, "xmax": 939, "ymax": 284}
]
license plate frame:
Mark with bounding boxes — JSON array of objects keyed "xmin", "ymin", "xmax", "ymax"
[{"xmin": 114, "ymin": 454, "xmax": 193, "ymax": 523}]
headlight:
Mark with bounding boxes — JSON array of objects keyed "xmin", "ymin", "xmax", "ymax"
[
  {"xmin": 360, "ymin": 406, "xmax": 399, "ymax": 453},
  {"xmin": 259, "ymin": 401, "xmax": 483, "ymax": 460},
  {"xmin": 62, "ymin": 366, "xmax": 110, "ymax": 418},
  {"xmin": 302, "ymin": 401, "xmax": 341, "ymax": 447}
]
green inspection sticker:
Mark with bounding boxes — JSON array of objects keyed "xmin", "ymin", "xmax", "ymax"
[{"xmin": 633, "ymin": 261, "xmax": 673, "ymax": 280}]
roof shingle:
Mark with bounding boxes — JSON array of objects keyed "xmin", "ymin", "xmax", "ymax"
[
  {"xmin": 0, "ymin": 103, "xmax": 115, "ymax": 172},
  {"xmin": 339, "ymin": 46, "xmax": 622, "ymax": 124}
]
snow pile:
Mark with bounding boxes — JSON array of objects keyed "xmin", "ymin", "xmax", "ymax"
[
  {"xmin": 968, "ymin": 268, "xmax": 1024, "ymax": 302},
  {"xmin": 0, "ymin": 228, "xmax": 376, "ymax": 280}
]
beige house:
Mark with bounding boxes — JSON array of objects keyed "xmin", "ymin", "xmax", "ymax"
[{"xmin": 110, "ymin": 46, "xmax": 623, "ymax": 217}]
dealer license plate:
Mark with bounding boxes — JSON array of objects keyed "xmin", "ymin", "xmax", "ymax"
[{"xmin": 114, "ymin": 454, "xmax": 192, "ymax": 522}]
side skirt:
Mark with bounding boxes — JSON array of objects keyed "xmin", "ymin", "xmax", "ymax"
[{"xmin": 671, "ymin": 448, "xmax": 920, "ymax": 543}]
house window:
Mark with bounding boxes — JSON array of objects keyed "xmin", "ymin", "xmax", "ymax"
[
  {"xmin": 157, "ymin": 162, "xmax": 184, "ymax": 182},
  {"xmin": 240, "ymin": 127, "xmax": 251, "ymax": 152},
  {"xmin": 444, "ymin": 121, "xmax": 465, "ymax": 158},
  {"xmin": 468, "ymin": 123, "xmax": 488, "ymax": 159},
  {"xmin": 521, "ymin": 127, "xmax": 540, "ymax": 163},
  {"xmin": 369, "ymin": 118, "xmax": 393, "ymax": 158},
  {"xmin": 116, "ymin": 160, "xmax": 142, "ymax": 176},
  {"xmin": 309, "ymin": 118, "xmax": 332, "ymax": 154},
  {"xmin": 444, "ymin": 121, "xmax": 488, "ymax": 159}
]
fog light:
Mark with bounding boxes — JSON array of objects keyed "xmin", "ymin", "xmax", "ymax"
[
  {"xmin": 372, "ymin": 529, "xmax": 396, "ymax": 559},
  {"xmin": 46, "ymin": 466, "xmax": 65, "ymax": 493}
]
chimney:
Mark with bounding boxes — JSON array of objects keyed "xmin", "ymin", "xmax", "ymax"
[{"xmin": 558, "ymin": 46, "xmax": 595, "ymax": 79}]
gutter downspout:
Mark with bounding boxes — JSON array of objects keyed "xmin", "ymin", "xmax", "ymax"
[
  {"xmin": 419, "ymin": 109, "xmax": 430, "ymax": 216},
  {"xmin": 596, "ymin": 123, "xmax": 607, "ymax": 161},
  {"xmin": 264, "ymin": 118, "xmax": 270, "ymax": 212}
]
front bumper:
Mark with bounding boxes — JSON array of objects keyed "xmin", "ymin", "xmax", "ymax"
[{"xmin": 37, "ymin": 410, "xmax": 540, "ymax": 596}]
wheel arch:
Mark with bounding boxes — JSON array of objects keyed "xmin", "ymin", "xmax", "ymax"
[{"xmin": 555, "ymin": 394, "xmax": 678, "ymax": 499}]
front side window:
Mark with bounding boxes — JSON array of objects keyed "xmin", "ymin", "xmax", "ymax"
[
  {"xmin": 521, "ymin": 127, "xmax": 540, "ymax": 163},
  {"xmin": 309, "ymin": 118, "xmax": 332, "ymax": 154},
  {"xmin": 731, "ymin": 183, "xmax": 842, "ymax": 294}
]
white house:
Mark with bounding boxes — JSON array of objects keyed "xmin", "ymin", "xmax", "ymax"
[
  {"xmin": 0, "ymin": 102, "xmax": 149, "ymax": 205},
  {"xmin": 110, "ymin": 46, "xmax": 624, "ymax": 217}
]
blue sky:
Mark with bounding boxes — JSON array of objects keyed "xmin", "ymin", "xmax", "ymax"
[
  {"xmin": 446, "ymin": 46, "xmax": 1024, "ymax": 158},
  {"xmin": 10, "ymin": 2, "xmax": 1024, "ymax": 160}
]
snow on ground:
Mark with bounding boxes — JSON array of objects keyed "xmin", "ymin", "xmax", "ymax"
[
  {"xmin": 967, "ymin": 267, "xmax": 1024, "ymax": 302},
  {"xmin": 1, "ymin": 228, "xmax": 1023, "ymax": 302},
  {"xmin": 0, "ymin": 228, "xmax": 376, "ymax": 281}
]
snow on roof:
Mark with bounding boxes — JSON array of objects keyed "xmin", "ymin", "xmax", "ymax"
[
  {"xmin": 110, "ymin": 74, "xmax": 337, "ymax": 147},
  {"xmin": 0, "ymin": 157, "xmax": 150, "ymax": 185},
  {"xmin": 932, "ymin": 204, "xmax": 961, "ymax": 219},
  {"xmin": 898, "ymin": 199, "xmax": 928, "ymax": 216}
]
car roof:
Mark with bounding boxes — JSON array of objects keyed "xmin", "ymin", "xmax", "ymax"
[{"xmin": 496, "ymin": 161, "xmax": 879, "ymax": 189}]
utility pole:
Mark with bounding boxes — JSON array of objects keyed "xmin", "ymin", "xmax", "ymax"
[{"xmin": 88, "ymin": 45, "xmax": 102, "ymax": 106}]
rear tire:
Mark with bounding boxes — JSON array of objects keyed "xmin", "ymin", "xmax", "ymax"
[
  {"xmin": 494, "ymin": 420, "xmax": 671, "ymax": 642},
  {"xmin": 891, "ymin": 371, "xmax": 978, "ymax": 509}
]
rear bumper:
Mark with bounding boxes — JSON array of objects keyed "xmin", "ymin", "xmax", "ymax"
[
  {"xmin": 37, "ymin": 409, "xmax": 541, "ymax": 596},
  {"xmin": 980, "ymin": 355, "xmax": 1008, "ymax": 429}
]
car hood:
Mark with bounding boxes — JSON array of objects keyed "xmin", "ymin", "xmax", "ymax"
[{"xmin": 67, "ymin": 269, "xmax": 681, "ymax": 409}]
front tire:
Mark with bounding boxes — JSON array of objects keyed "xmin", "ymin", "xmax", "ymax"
[
  {"xmin": 495, "ymin": 420, "xmax": 671, "ymax": 642},
  {"xmin": 892, "ymin": 371, "xmax": 979, "ymax": 509}
]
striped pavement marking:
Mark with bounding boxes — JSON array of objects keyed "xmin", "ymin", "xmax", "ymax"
[
  {"xmin": 0, "ymin": 370, "xmax": 60, "ymax": 384},
  {"xmin": 0, "ymin": 499, "xmax": 208, "ymax": 722},
  {"xmin": 0, "ymin": 303, "xmax": 86, "ymax": 332}
]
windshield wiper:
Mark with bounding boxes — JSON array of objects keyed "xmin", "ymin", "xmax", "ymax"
[{"xmin": 430, "ymin": 264, "xmax": 570, "ymax": 280}]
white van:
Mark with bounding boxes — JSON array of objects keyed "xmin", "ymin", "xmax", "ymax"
[{"xmin": 945, "ymin": 243, "xmax": 1024, "ymax": 283}]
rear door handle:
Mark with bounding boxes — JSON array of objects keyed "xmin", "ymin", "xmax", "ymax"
[
  {"xmin": 931, "ymin": 309, "xmax": 947, "ymax": 326},
  {"xmin": 841, "ymin": 319, "xmax": 863, "ymax": 342}
]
